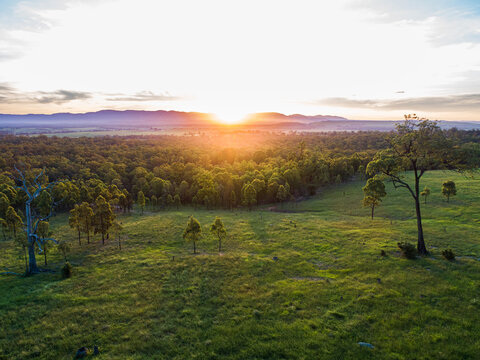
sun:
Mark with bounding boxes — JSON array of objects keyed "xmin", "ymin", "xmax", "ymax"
[{"xmin": 213, "ymin": 108, "xmax": 248, "ymax": 125}]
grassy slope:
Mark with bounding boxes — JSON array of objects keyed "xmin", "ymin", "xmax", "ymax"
[{"xmin": 0, "ymin": 171, "xmax": 479, "ymax": 359}]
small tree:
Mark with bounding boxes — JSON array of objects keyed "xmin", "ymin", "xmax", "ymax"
[
  {"xmin": 14, "ymin": 234, "xmax": 29, "ymax": 274},
  {"xmin": 5, "ymin": 206, "xmax": 22, "ymax": 238},
  {"xmin": 183, "ymin": 216, "xmax": 202, "ymax": 254},
  {"xmin": 137, "ymin": 191, "xmax": 146, "ymax": 215},
  {"xmin": 111, "ymin": 221, "xmax": 124, "ymax": 250},
  {"xmin": 93, "ymin": 195, "xmax": 115, "ymax": 245},
  {"xmin": 441, "ymin": 181, "xmax": 456, "ymax": 203},
  {"xmin": 362, "ymin": 177, "xmax": 386, "ymax": 219},
  {"xmin": 37, "ymin": 221, "xmax": 50, "ymax": 266},
  {"xmin": 58, "ymin": 240, "xmax": 71, "ymax": 262},
  {"xmin": 420, "ymin": 186, "xmax": 431, "ymax": 204},
  {"xmin": 210, "ymin": 216, "xmax": 227, "ymax": 252},
  {"xmin": 69, "ymin": 205, "xmax": 82, "ymax": 245}
]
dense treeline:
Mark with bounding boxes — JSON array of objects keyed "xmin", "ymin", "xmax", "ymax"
[{"xmin": 0, "ymin": 129, "xmax": 478, "ymax": 216}]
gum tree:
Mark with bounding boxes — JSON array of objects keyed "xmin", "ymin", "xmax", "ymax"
[
  {"xmin": 366, "ymin": 118, "xmax": 477, "ymax": 255},
  {"xmin": 11, "ymin": 167, "xmax": 61, "ymax": 274},
  {"xmin": 362, "ymin": 177, "xmax": 386, "ymax": 219}
]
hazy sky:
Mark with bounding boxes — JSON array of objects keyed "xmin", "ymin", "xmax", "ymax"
[{"xmin": 1, "ymin": 0, "xmax": 480, "ymax": 121}]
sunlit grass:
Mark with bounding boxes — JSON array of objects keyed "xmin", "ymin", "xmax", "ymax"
[{"xmin": 0, "ymin": 171, "xmax": 479, "ymax": 359}]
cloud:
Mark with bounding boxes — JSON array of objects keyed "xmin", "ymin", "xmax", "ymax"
[
  {"xmin": 0, "ymin": 84, "xmax": 180, "ymax": 107},
  {"xmin": 0, "ymin": 85, "xmax": 91, "ymax": 104},
  {"xmin": 35, "ymin": 90, "xmax": 92, "ymax": 104},
  {"xmin": 106, "ymin": 91, "xmax": 179, "ymax": 102},
  {"xmin": 352, "ymin": 0, "xmax": 480, "ymax": 45},
  {"xmin": 315, "ymin": 94, "xmax": 480, "ymax": 112}
]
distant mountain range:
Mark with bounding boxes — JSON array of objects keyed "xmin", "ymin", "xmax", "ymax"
[{"xmin": 0, "ymin": 110, "xmax": 478, "ymax": 133}]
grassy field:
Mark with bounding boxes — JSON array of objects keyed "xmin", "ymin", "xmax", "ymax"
[{"xmin": 1, "ymin": 171, "xmax": 479, "ymax": 359}]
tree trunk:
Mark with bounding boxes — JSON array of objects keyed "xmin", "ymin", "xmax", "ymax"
[
  {"xmin": 118, "ymin": 236, "xmax": 121, "ymax": 250},
  {"xmin": 193, "ymin": 241, "xmax": 196, "ymax": 254},
  {"xmin": 447, "ymin": 195, "xmax": 450, "ymax": 203},
  {"xmin": 87, "ymin": 226, "xmax": 90, "ymax": 244},
  {"xmin": 371, "ymin": 206, "xmax": 374, "ymax": 219},
  {"xmin": 219, "ymin": 237, "xmax": 222, "ymax": 252},
  {"xmin": 23, "ymin": 245, "xmax": 28, "ymax": 274},
  {"xmin": 26, "ymin": 201, "xmax": 39, "ymax": 274},
  {"xmin": 414, "ymin": 176, "xmax": 427, "ymax": 255},
  {"xmin": 102, "ymin": 233, "xmax": 105, "ymax": 245},
  {"xmin": 78, "ymin": 228, "xmax": 81, "ymax": 246},
  {"xmin": 44, "ymin": 245, "xmax": 47, "ymax": 266}
]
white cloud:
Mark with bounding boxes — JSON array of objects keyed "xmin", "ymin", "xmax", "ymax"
[{"xmin": 0, "ymin": 0, "xmax": 479, "ymax": 120}]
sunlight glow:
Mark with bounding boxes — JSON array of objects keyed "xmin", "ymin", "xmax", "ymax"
[{"xmin": 213, "ymin": 108, "xmax": 248, "ymax": 125}]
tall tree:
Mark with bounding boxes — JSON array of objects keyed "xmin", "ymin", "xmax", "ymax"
[
  {"xmin": 210, "ymin": 216, "xmax": 227, "ymax": 252},
  {"xmin": 366, "ymin": 118, "xmax": 476, "ymax": 254},
  {"xmin": 11, "ymin": 167, "xmax": 61, "ymax": 274},
  {"xmin": 441, "ymin": 181, "xmax": 456, "ymax": 203},
  {"xmin": 78, "ymin": 202, "xmax": 94, "ymax": 244},
  {"xmin": 93, "ymin": 195, "xmax": 115, "ymax": 245},
  {"xmin": 362, "ymin": 177, "xmax": 386, "ymax": 219},
  {"xmin": 183, "ymin": 216, "xmax": 202, "ymax": 254},
  {"xmin": 69, "ymin": 205, "xmax": 82, "ymax": 246}
]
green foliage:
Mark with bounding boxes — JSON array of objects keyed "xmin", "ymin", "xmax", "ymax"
[
  {"xmin": 58, "ymin": 240, "xmax": 71, "ymax": 262},
  {"xmin": 442, "ymin": 248, "xmax": 455, "ymax": 261},
  {"xmin": 1, "ymin": 172, "xmax": 480, "ymax": 359},
  {"xmin": 441, "ymin": 180, "xmax": 457, "ymax": 202},
  {"xmin": 242, "ymin": 183, "xmax": 257, "ymax": 210},
  {"xmin": 420, "ymin": 186, "xmax": 431, "ymax": 204},
  {"xmin": 93, "ymin": 195, "xmax": 115, "ymax": 244},
  {"xmin": 61, "ymin": 261, "xmax": 73, "ymax": 279},
  {"xmin": 210, "ymin": 216, "xmax": 226, "ymax": 252},
  {"xmin": 137, "ymin": 191, "xmax": 146, "ymax": 214},
  {"xmin": 5, "ymin": 206, "xmax": 22, "ymax": 238},
  {"xmin": 183, "ymin": 216, "xmax": 202, "ymax": 253},
  {"xmin": 362, "ymin": 177, "xmax": 386, "ymax": 219},
  {"xmin": 397, "ymin": 242, "xmax": 417, "ymax": 259}
]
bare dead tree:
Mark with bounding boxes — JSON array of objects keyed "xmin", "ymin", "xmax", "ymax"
[{"xmin": 11, "ymin": 166, "xmax": 61, "ymax": 275}]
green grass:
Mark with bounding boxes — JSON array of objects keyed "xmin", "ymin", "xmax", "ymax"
[{"xmin": 1, "ymin": 171, "xmax": 479, "ymax": 359}]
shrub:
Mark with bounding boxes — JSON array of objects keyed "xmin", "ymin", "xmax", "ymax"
[
  {"xmin": 62, "ymin": 262, "xmax": 73, "ymax": 278},
  {"xmin": 380, "ymin": 250, "xmax": 386, "ymax": 257},
  {"xmin": 398, "ymin": 242, "xmax": 416, "ymax": 259},
  {"xmin": 442, "ymin": 249, "xmax": 455, "ymax": 261}
]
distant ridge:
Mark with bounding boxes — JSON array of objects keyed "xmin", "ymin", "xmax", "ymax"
[{"xmin": 0, "ymin": 110, "xmax": 479, "ymax": 133}]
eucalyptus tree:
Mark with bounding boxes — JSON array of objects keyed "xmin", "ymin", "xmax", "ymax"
[
  {"xmin": 183, "ymin": 216, "xmax": 202, "ymax": 254},
  {"xmin": 210, "ymin": 216, "xmax": 227, "ymax": 252},
  {"xmin": 362, "ymin": 177, "xmax": 386, "ymax": 219},
  {"xmin": 11, "ymin": 167, "xmax": 61, "ymax": 274},
  {"xmin": 441, "ymin": 181, "xmax": 456, "ymax": 203},
  {"xmin": 366, "ymin": 118, "xmax": 478, "ymax": 255}
]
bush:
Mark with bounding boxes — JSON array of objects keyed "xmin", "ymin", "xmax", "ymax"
[
  {"xmin": 380, "ymin": 250, "xmax": 386, "ymax": 257},
  {"xmin": 397, "ymin": 242, "xmax": 416, "ymax": 259},
  {"xmin": 442, "ymin": 249, "xmax": 455, "ymax": 261},
  {"xmin": 62, "ymin": 262, "xmax": 73, "ymax": 278}
]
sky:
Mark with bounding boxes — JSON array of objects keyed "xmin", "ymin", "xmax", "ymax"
[{"xmin": 0, "ymin": 0, "xmax": 480, "ymax": 122}]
